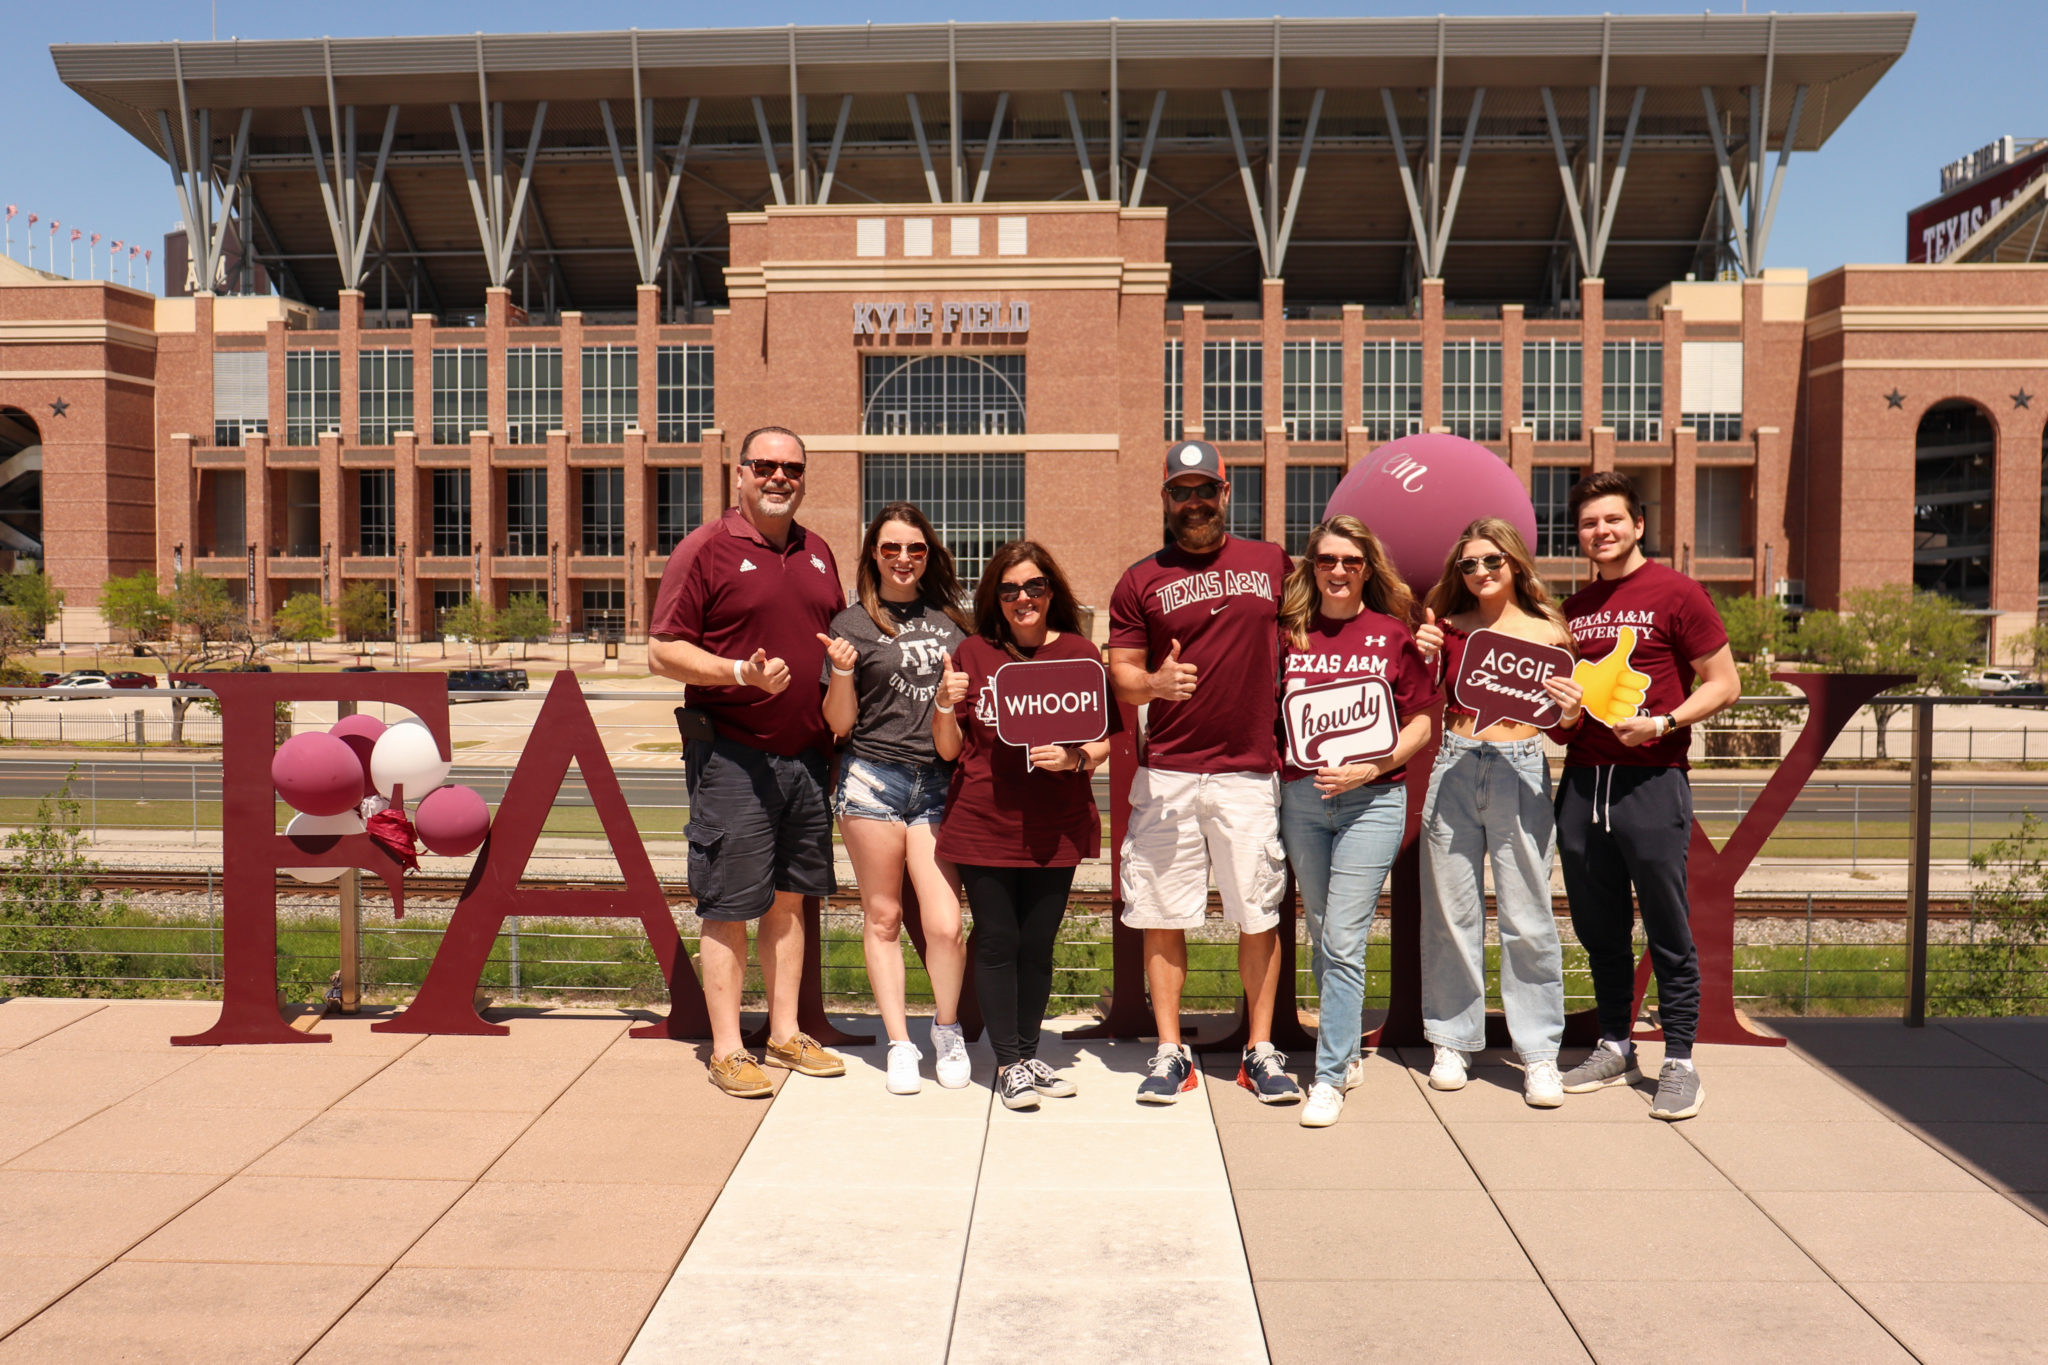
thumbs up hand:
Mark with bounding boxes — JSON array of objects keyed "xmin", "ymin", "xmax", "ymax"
[
  {"xmin": 816, "ymin": 632, "xmax": 859, "ymax": 675},
  {"xmin": 1569, "ymin": 627, "xmax": 1653, "ymax": 730},
  {"xmin": 737, "ymin": 647, "xmax": 791, "ymax": 695},
  {"xmin": 935, "ymin": 651, "xmax": 970, "ymax": 711},
  {"xmin": 1148, "ymin": 638, "xmax": 1200, "ymax": 702},
  {"xmin": 1414, "ymin": 607, "xmax": 1444, "ymax": 662}
]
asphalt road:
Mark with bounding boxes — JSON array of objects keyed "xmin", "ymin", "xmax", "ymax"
[{"xmin": 4, "ymin": 757, "xmax": 2044, "ymax": 825}]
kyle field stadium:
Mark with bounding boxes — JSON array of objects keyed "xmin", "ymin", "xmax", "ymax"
[{"xmin": 3, "ymin": 12, "xmax": 2045, "ymax": 654}]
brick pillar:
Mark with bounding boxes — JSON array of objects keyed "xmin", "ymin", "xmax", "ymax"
[
  {"xmin": 1508, "ymin": 426, "xmax": 1536, "ymax": 487},
  {"xmin": 163, "ymin": 433, "xmax": 196, "ymax": 585},
  {"xmin": 266, "ymin": 319, "xmax": 287, "ymax": 444},
  {"xmin": 411, "ymin": 312, "xmax": 435, "ymax": 447},
  {"xmin": 1420, "ymin": 279, "xmax": 1445, "ymax": 430},
  {"xmin": 1181, "ymin": 306, "xmax": 1205, "ymax": 437},
  {"xmin": 394, "ymin": 430, "xmax": 419, "ymax": 625},
  {"xmin": 470, "ymin": 432, "xmax": 495, "ymax": 604},
  {"xmin": 485, "ymin": 287, "xmax": 510, "ymax": 439},
  {"xmin": 1580, "ymin": 277, "xmax": 1606, "ymax": 436},
  {"xmin": 700, "ymin": 428, "xmax": 727, "ymax": 525},
  {"xmin": 547, "ymin": 429, "xmax": 571, "ymax": 620},
  {"xmin": 1341, "ymin": 303, "xmax": 1368, "ymax": 467},
  {"xmin": 623, "ymin": 427, "xmax": 647, "ymax": 637},
  {"xmin": 319, "ymin": 431, "xmax": 345, "ymax": 570},
  {"xmin": 330, "ymin": 292, "xmax": 362, "ymax": 448},
  {"xmin": 637, "ymin": 285, "xmax": 660, "ymax": 438},
  {"xmin": 1753, "ymin": 424, "xmax": 1789, "ymax": 598},
  {"xmin": 1590, "ymin": 426, "xmax": 1616, "ymax": 474},
  {"xmin": 561, "ymin": 312, "xmax": 585, "ymax": 444},
  {"xmin": 1660, "ymin": 303, "xmax": 1686, "ymax": 441},
  {"xmin": 1500, "ymin": 304, "xmax": 1525, "ymax": 445},
  {"xmin": 244, "ymin": 433, "xmax": 271, "ymax": 619},
  {"xmin": 1261, "ymin": 279, "xmax": 1287, "ymax": 545},
  {"xmin": 1670, "ymin": 426, "xmax": 1698, "ymax": 577}
]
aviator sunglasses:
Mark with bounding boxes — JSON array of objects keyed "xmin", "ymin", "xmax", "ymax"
[
  {"xmin": 744, "ymin": 459, "xmax": 807, "ymax": 480},
  {"xmin": 1457, "ymin": 553, "xmax": 1509, "ymax": 576},
  {"xmin": 997, "ymin": 576, "xmax": 1051, "ymax": 603},
  {"xmin": 1313, "ymin": 553, "xmax": 1366, "ymax": 572},
  {"xmin": 877, "ymin": 541, "xmax": 928, "ymax": 560}
]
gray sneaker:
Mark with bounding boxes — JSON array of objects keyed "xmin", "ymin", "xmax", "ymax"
[
  {"xmin": 1648, "ymin": 1061, "xmax": 1704, "ymax": 1121},
  {"xmin": 1559, "ymin": 1046, "xmax": 1642, "ymax": 1093}
]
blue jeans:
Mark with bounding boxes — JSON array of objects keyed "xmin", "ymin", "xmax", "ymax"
[
  {"xmin": 1280, "ymin": 777, "xmax": 1407, "ymax": 1087},
  {"xmin": 1420, "ymin": 731, "xmax": 1565, "ymax": 1062},
  {"xmin": 832, "ymin": 754, "xmax": 951, "ymax": 827}
]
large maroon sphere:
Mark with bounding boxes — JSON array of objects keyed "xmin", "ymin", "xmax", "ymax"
[
  {"xmin": 328, "ymin": 713, "xmax": 387, "ymax": 798},
  {"xmin": 1322, "ymin": 434, "xmax": 1539, "ymax": 593},
  {"xmin": 272, "ymin": 733, "xmax": 369, "ymax": 817},
  {"xmin": 415, "ymin": 784, "xmax": 491, "ymax": 857}
]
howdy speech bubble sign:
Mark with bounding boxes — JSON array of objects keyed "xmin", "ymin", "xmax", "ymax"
[
  {"xmin": 1454, "ymin": 628, "xmax": 1576, "ymax": 731},
  {"xmin": 1284, "ymin": 676, "xmax": 1399, "ymax": 771},
  {"xmin": 992, "ymin": 658, "xmax": 1111, "ymax": 749}
]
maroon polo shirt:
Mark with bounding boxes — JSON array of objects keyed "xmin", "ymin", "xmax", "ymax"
[{"xmin": 650, "ymin": 507, "xmax": 845, "ymax": 756}]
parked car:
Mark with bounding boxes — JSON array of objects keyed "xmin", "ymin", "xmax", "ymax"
[
  {"xmin": 445, "ymin": 670, "xmax": 487, "ymax": 694},
  {"xmin": 2004, "ymin": 681, "xmax": 2046, "ymax": 699},
  {"xmin": 37, "ymin": 673, "xmax": 58, "ymax": 687},
  {"xmin": 486, "ymin": 668, "xmax": 530, "ymax": 691},
  {"xmin": 108, "ymin": 672, "xmax": 152, "ymax": 689},
  {"xmin": 55, "ymin": 669, "xmax": 108, "ymax": 684},
  {"xmin": 1968, "ymin": 668, "xmax": 2030, "ymax": 694},
  {"xmin": 46, "ymin": 676, "xmax": 113, "ymax": 698}
]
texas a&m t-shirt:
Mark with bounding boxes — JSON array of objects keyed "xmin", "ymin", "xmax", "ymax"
[
  {"xmin": 1279, "ymin": 610, "xmax": 1437, "ymax": 785},
  {"xmin": 1561, "ymin": 559, "xmax": 1729, "ymax": 770},
  {"xmin": 1108, "ymin": 535, "xmax": 1292, "ymax": 775}
]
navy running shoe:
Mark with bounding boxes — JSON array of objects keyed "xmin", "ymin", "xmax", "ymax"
[
  {"xmin": 1136, "ymin": 1043, "xmax": 1197, "ymax": 1105},
  {"xmin": 1237, "ymin": 1045, "xmax": 1304, "ymax": 1104}
]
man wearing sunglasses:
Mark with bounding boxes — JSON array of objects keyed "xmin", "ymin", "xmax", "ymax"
[
  {"xmin": 1107, "ymin": 439, "xmax": 1302, "ymax": 1107},
  {"xmin": 649, "ymin": 426, "xmax": 850, "ymax": 1097}
]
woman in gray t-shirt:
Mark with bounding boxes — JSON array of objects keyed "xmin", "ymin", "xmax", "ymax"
[{"xmin": 820, "ymin": 501, "xmax": 971, "ymax": 1095}]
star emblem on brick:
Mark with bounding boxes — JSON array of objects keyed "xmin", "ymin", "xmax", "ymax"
[
  {"xmin": 1883, "ymin": 389, "xmax": 1906, "ymax": 410},
  {"xmin": 2014, "ymin": 389, "xmax": 2034, "ymax": 409},
  {"xmin": 47, "ymin": 398, "xmax": 68, "ymax": 418}
]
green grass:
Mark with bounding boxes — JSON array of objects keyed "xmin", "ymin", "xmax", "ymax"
[{"xmin": 1696, "ymin": 818, "xmax": 2030, "ymax": 860}]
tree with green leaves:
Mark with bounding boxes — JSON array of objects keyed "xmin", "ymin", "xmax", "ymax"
[
  {"xmin": 337, "ymin": 581, "xmax": 392, "ymax": 645},
  {"xmin": 1712, "ymin": 589, "xmax": 1792, "ymax": 663},
  {"xmin": 273, "ymin": 593, "xmax": 333, "ymax": 661},
  {"xmin": 1796, "ymin": 585, "xmax": 1978, "ymax": 760},
  {"xmin": 98, "ymin": 570, "xmax": 174, "ymax": 643},
  {"xmin": 1, "ymin": 571, "xmax": 64, "ymax": 638},
  {"xmin": 438, "ymin": 596, "xmax": 499, "ymax": 665},
  {"xmin": 2001, "ymin": 622, "xmax": 2048, "ymax": 677},
  {"xmin": 0, "ymin": 779, "xmax": 130, "ymax": 997},
  {"xmin": 97, "ymin": 570, "xmax": 274, "ymax": 742},
  {"xmin": 1936, "ymin": 812, "xmax": 2048, "ymax": 1017},
  {"xmin": 496, "ymin": 592, "xmax": 556, "ymax": 661}
]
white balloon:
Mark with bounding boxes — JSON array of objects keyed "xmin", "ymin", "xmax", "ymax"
[
  {"xmin": 369, "ymin": 718, "xmax": 451, "ymax": 800},
  {"xmin": 282, "ymin": 810, "xmax": 365, "ymax": 883}
]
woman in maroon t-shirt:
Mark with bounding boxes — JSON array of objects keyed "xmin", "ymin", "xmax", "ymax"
[
  {"xmin": 1412, "ymin": 517, "xmax": 1580, "ymax": 1107},
  {"xmin": 933, "ymin": 541, "xmax": 1116, "ymax": 1113},
  {"xmin": 1277, "ymin": 515, "xmax": 1437, "ymax": 1128}
]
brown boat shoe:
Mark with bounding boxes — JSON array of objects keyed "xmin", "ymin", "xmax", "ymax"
[
  {"xmin": 707, "ymin": 1049, "xmax": 774, "ymax": 1098},
  {"xmin": 763, "ymin": 1031, "xmax": 847, "ymax": 1077}
]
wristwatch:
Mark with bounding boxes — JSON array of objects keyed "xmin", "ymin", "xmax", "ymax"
[{"xmin": 1655, "ymin": 714, "xmax": 1678, "ymax": 738}]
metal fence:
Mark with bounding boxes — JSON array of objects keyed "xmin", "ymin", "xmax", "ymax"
[{"xmin": 0, "ymin": 690, "xmax": 2043, "ymax": 1021}]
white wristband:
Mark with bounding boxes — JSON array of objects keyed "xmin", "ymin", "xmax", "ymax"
[
  {"xmin": 935, "ymin": 704, "xmax": 955, "ymax": 715},
  {"xmin": 831, "ymin": 665, "xmax": 855, "ymax": 677},
  {"xmin": 731, "ymin": 658, "xmax": 747, "ymax": 686}
]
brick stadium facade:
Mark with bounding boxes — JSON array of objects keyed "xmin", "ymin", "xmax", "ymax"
[{"xmin": 6, "ymin": 14, "xmax": 2040, "ymax": 654}]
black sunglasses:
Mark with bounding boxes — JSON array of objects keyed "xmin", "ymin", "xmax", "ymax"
[
  {"xmin": 1165, "ymin": 480, "xmax": 1223, "ymax": 504},
  {"xmin": 997, "ymin": 577, "xmax": 1051, "ymax": 603},
  {"xmin": 1457, "ymin": 553, "xmax": 1509, "ymax": 575},
  {"xmin": 745, "ymin": 459, "xmax": 807, "ymax": 480}
]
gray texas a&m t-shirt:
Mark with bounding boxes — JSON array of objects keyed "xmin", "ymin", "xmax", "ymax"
[{"xmin": 827, "ymin": 600, "xmax": 967, "ymax": 768}]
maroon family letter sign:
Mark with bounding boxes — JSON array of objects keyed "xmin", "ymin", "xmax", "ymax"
[{"xmin": 1453, "ymin": 628, "xmax": 1575, "ymax": 731}]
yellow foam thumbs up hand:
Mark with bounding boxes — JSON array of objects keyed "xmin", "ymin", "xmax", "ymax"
[{"xmin": 1570, "ymin": 626, "xmax": 1653, "ymax": 728}]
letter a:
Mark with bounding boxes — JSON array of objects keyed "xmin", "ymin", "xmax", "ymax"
[{"xmin": 377, "ymin": 672, "xmax": 709, "ymax": 1039}]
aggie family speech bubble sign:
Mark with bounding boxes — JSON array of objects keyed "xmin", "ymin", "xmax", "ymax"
[{"xmin": 1452, "ymin": 628, "xmax": 1576, "ymax": 732}]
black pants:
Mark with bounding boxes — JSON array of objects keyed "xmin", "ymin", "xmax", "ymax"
[
  {"xmin": 1555, "ymin": 765, "xmax": 1700, "ymax": 1059},
  {"xmin": 960, "ymin": 864, "xmax": 1076, "ymax": 1068}
]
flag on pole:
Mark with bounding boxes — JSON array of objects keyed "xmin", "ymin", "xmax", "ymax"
[
  {"xmin": 144, "ymin": 247, "xmax": 153, "ymax": 293},
  {"xmin": 27, "ymin": 213, "xmax": 37, "ymax": 266}
]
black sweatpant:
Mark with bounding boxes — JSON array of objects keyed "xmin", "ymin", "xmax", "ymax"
[
  {"xmin": 959, "ymin": 864, "xmax": 1076, "ymax": 1068},
  {"xmin": 1555, "ymin": 764, "xmax": 1700, "ymax": 1059}
]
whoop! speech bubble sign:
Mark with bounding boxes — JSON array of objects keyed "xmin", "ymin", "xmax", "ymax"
[
  {"xmin": 1453, "ymin": 628, "xmax": 1576, "ymax": 731},
  {"xmin": 1284, "ymin": 677, "xmax": 1399, "ymax": 770},
  {"xmin": 992, "ymin": 658, "xmax": 1111, "ymax": 749}
]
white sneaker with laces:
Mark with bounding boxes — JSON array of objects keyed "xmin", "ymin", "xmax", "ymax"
[
  {"xmin": 1523, "ymin": 1058, "xmax": 1564, "ymax": 1108},
  {"xmin": 1342, "ymin": 1056, "xmax": 1369, "ymax": 1092},
  {"xmin": 931, "ymin": 1023, "xmax": 971, "ymax": 1089},
  {"xmin": 1300, "ymin": 1082, "xmax": 1346, "ymax": 1128},
  {"xmin": 1429, "ymin": 1045, "xmax": 1469, "ymax": 1091},
  {"xmin": 885, "ymin": 1040, "xmax": 922, "ymax": 1095}
]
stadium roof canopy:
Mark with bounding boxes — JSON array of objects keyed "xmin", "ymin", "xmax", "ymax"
[{"xmin": 52, "ymin": 13, "xmax": 1914, "ymax": 312}]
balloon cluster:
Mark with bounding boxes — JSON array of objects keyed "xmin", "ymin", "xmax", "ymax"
[{"xmin": 272, "ymin": 713, "xmax": 492, "ymax": 882}]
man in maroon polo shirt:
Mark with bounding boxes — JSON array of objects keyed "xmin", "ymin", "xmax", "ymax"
[{"xmin": 649, "ymin": 426, "xmax": 849, "ymax": 1097}]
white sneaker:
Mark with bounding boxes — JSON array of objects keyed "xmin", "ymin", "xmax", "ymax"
[
  {"xmin": 1429, "ymin": 1045, "xmax": 1469, "ymax": 1091},
  {"xmin": 1341, "ymin": 1056, "xmax": 1369, "ymax": 1092},
  {"xmin": 1523, "ymin": 1058, "xmax": 1564, "ymax": 1109},
  {"xmin": 885, "ymin": 1040, "xmax": 922, "ymax": 1095},
  {"xmin": 931, "ymin": 1023, "xmax": 971, "ymax": 1089},
  {"xmin": 1300, "ymin": 1082, "xmax": 1346, "ymax": 1127}
]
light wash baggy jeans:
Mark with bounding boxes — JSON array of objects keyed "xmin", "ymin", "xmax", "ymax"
[
  {"xmin": 1420, "ymin": 730, "xmax": 1566, "ymax": 1063},
  {"xmin": 1279, "ymin": 777, "xmax": 1407, "ymax": 1088}
]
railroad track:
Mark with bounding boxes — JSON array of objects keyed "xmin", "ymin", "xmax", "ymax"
[{"xmin": 101, "ymin": 870, "xmax": 1973, "ymax": 918}]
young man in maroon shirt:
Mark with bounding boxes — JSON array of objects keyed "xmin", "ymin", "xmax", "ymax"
[
  {"xmin": 649, "ymin": 427, "xmax": 849, "ymax": 1097},
  {"xmin": 1108, "ymin": 440, "xmax": 1302, "ymax": 1107},
  {"xmin": 1552, "ymin": 471, "xmax": 1740, "ymax": 1120}
]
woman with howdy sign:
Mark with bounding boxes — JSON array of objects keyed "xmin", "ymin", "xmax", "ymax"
[
  {"xmin": 1413, "ymin": 517, "xmax": 1580, "ymax": 1107},
  {"xmin": 1276, "ymin": 515, "xmax": 1436, "ymax": 1129}
]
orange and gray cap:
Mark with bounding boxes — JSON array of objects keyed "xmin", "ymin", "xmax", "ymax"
[{"xmin": 1163, "ymin": 439, "xmax": 1224, "ymax": 485}]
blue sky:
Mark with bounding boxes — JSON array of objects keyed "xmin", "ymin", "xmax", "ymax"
[{"xmin": 5, "ymin": 1, "xmax": 2043, "ymax": 292}]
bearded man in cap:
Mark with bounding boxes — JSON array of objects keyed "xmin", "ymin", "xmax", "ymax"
[{"xmin": 1106, "ymin": 440, "xmax": 1302, "ymax": 1107}]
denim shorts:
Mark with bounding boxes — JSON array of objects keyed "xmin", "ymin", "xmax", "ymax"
[{"xmin": 832, "ymin": 754, "xmax": 952, "ymax": 827}]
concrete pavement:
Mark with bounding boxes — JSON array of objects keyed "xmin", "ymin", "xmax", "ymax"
[{"xmin": 4, "ymin": 999, "xmax": 2048, "ymax": 1361}]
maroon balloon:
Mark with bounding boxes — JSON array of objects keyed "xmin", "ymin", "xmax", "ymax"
[
  {"xmin": 414, "ymin": 783, "xmax": 491, "ymax": 857},
  {"xmin": 1322, "ymin": 434, "xmax": 1539, "ymax": 592},
  {"xmin": 329, "ymin": 713, "xmax": 387, "ymax": 799},
  {"xmin": 271, "ymin": 732, "xmax": 369, "ymax": 817}
]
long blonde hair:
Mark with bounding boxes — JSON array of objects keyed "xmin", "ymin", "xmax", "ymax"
[
  {"xmin": 1421, "ymin": 517, "xmax": 1567, "ymax": 636},
  {"xmin": 1280, "ymin": 516, "xmax": 1415, "ymax": 651}
]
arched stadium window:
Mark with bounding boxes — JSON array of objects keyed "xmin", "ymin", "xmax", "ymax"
[
  {"xmin": 861, "ymin": 354, "xmax": 1025, "ymax": 437},
  {"xmin": 1914, "ymin": 400, "xmax": 1996, "ymax": 606}
]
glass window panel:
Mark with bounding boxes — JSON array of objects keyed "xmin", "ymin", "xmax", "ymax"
[
  {"xmin": 1521, "ymin": 340, "xmax": 1582, "ymax": 442},
  {"xmin": 358, "ymin": 348, "xmax": 413, "ymax": 445},
  {"xmin": 1201, "ymin": 339, "xmax": 1263, "ymax": 442},
  {"xmin": 862, "ymin": 354, "xmax": 1025, "ymax": 437},
  {"xmin": 656, "ymin": 344, "xmax": 714, "ymax": 443},
  {"xmin": 1282, "ymin": 340, "xmax": 1343, "ymax": 442},
  {"xmin": 506, "ymin": 346, "xmax": 562, "ymax": 446},
  {"xmin": 581, "ymin": 344, "xmax": 637, "ymax": 443},
  {"xmin": 861, "ymin": 453, "xmax": 1024, "ymax": 588},
  {"xmin": 432, "ymin": 347, "xmax": 487, "ymax": 446}
]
